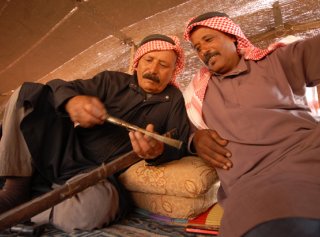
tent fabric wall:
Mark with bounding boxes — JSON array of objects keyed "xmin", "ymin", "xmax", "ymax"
[{"xmin": 0, "ymin": 0, "xmax": 320, "ymax": 120}]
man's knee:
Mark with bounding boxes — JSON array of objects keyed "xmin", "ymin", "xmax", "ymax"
[{"xmin": 51, "ymin": 179, "xmax": 119, "ymax": 233}]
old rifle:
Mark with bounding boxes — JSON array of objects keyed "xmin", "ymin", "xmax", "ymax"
[{"xmin": 0, "ymin": 150, "xmax": 141, "ymax": 231}]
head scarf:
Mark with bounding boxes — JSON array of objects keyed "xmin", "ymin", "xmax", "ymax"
[
  {"xmin": 184, "ymin": 12, "xmax": 283, "ymax": 60},
  {"xmin": 182, "ymin": 12, "xmax": 286, "ymax": 129},
  {"xmin": 132, "ymin": 34, "xmax": 185, "ymax": 87}
]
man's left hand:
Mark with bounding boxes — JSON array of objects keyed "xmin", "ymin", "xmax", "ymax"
[{"xmin": 129, "ymin": 124, "xmax": 164, "ymax": 160}]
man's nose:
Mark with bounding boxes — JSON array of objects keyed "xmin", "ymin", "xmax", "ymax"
[
  {"xmin": 200, "ymin": 46, "xmax": 210, "ymax": 58},
  {"xmin": 149, "ymin": 62, "xmax": 159, "ymax": 73}
]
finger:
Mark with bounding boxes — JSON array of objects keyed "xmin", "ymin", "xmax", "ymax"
[
  {"xmin": 131, "ymin": 130, "xmax": 152, "ymax": 156},
  {"xmin": 75, "ymin": 109, "xmax": 104, "ymax": 127},
  {"xmin": 142, "ymin": 124, "xmax": 155, "ymax": 143},
  {"xmin": 130, "ymin": 129, "xmax": 163, "ymax": 159},
  {"xmin": 83, "ymin": 104, "xmax": 104, "ymax": 123},
  {"xmin": 144, "ymin": 124, "xmax": 164, "ymax": 156},
  {"xmin": 201, "ymin": 154, "xmax": 228, "ymax": 170},
  {"xmin": 199, "ymin": 145, "xmax": 232, "ymax": 170},
  {"xmin": 208, "ymin": 130, "xmax": 228, "ymax": 146},
  {"xmin": 74, "ymin": 121, "xmax": 81, "ymax": 127},
  {"xmin": 136, "ymin": 131, "xmax": 153, "ymax": 154},
  {"xmin": 209, "ymin": 153, "xmax": 233, "ymax": 169},
  {"xmin": 195, "ymin": 131, "xmax": 231, "ymax": 159},
  {"xmin": 83, "ymin": 98, "xmax": 107, "ymax": 122},
  {"xmin": 129, "ymin": 131, "xmax": 142, "ymax": 154},
  {"xmin": 130, "ymin": 131, "xmax": 150, "ymax": 157},
  {"xmin": 145, "ymin": 124, "xmax": 155, "ymax": 132},
  {"xmin": 208, "ymin": 141, "xmax": 232, "ymax": 159},
  {"xmin": 205, "ymin": 138, "xmax": 232, "ymax": 167},
  {"xmin": 211, "ymin": 158, "xmax": 231, "ymax": 170},
  {"xmin": 90, "ymin": 97, "xmax": 107, "ymax": 119},
  {"xmin": 129, "ymin": 131, "xmax": 152, "ymax": 159}
]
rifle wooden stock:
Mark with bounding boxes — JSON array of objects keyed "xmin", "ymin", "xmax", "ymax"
[{"xmin": 0, "ymin": 151, "xmax": 141, "ymax": 231}]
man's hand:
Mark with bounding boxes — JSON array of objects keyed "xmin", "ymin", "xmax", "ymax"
[
  {"xmin": 65, "ymin": 95, "xmax": 107, "ymax": 128},
  {"xmin": 129, "ymin": 124, "xmax": 164, "ymax": 160},
  {"xmin": 193, "ymin": 129, "xmax": 232, "ymax": 170}
]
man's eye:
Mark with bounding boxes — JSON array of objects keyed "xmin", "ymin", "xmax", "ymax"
[{"xmin": 160, "ymin": 63, "xmax": 169, "ymax": 68}]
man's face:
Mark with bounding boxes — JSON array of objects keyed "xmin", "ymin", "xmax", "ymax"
[
  {"xmin": 190, "ymin": 27, "xmax": 239, "ymax": 75},
  {"xmin": 136, "ymin": 50, "xmax": 177, "ymax": 94}
]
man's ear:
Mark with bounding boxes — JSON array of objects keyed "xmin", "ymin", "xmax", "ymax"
[
  {"xmin": 231, "ymin": 35, "xmax": 238, "ymax": 48},
  {"xmin": 232, "ymin": 36, "xmax": 237, "ymax": 42},
  {"xmin": 225, "ymin": 32, "xmax": 237, "ymax": 44},
  {"xmin": 226, "ymin": 33, "xmax": 237, "ymax": 43}
]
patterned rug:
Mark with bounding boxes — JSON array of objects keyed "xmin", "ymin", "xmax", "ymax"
[
  {"xmin": 1, "ymin": 177, "xmax": 220, "ymax": 236},
  {"xmin": 1, "ymin": 209, "xmax": 214, "ymax": 237}
]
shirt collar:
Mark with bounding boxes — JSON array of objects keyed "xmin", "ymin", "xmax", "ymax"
[
  {"xmin": 213, "ymin": 57, "xmax": 248, "ymax": 80},
  {"xmin": 129, "ymin": 74, "xmax": 171, "ymax": 102},
  {"xmin": 129, "ymin": 74, "xmax": 144, "ymax": 94}
]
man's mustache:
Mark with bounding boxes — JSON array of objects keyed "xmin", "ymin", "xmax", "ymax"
[
  {"xmin": 143, "ymin": 73, "xmax": 160, "ymax": 83},
  {"xmin": 203, "ymin": 51, "xmax": 220, "ymax": 66}
]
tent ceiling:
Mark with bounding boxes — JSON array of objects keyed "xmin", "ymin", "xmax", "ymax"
[
  {"xmin": 0, "ymin": 0, "xmax": 188, "ymax": 94},
  {"xmin": 0, "ymin": 0, "xmax": 319, "ymax": 117}
]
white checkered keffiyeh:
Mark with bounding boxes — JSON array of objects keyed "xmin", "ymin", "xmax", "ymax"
[{"xmin": 132, "ymin": 36, "xmax": 185, "ymax": 87}]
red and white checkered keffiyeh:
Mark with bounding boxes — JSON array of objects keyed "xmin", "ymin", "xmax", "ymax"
[
  {"xmin": 132, "ymin": 35, "xmax": 185, "ymax": 87},
  {"xmin": 183, "ymin": 16, "xmax": 286, "ymax": 129},
  {"xmin": 184, "ymin": 16, "xmax": 283, "ymax": 60}
]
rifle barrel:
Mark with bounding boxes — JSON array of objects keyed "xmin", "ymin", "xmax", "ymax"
[
  {"xmin": 0, "ymin": 151, "xmax": 141, "ymax": 231},
  {"xmin": 105, "ymin": 115, "xmax": 183, "ymax": 149}
]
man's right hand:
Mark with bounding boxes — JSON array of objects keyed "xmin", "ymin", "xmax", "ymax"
[
  {"xmin": 193, "ymin": 129, "xmax": 232, "ymax": 170},
  {"xmin": 65, "ymin": 95, "xmax": 107, "ymax": 128}
]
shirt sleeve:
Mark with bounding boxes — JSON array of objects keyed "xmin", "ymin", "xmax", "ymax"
[
  {"xmin": 276, "ymin": 34, "xmax": 320, "ymax": 93},
  {"xmin": 46, "ymin": 71, "xmax": 110, "ymax": 112}
]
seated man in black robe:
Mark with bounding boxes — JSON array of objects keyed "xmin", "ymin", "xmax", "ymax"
[{"xmin": 0, "ymin": 34, "xmax": 189, "ymax": 232}]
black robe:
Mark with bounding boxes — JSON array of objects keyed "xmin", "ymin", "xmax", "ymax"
[{"xmin": 17, "ymin": 70, "xmax": 190, "ymax": 218}]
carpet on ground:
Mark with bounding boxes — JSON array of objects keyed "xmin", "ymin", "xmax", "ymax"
[{"xmin": 0, "ymin": 205, "xmax": 222, "ymax": 237}]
